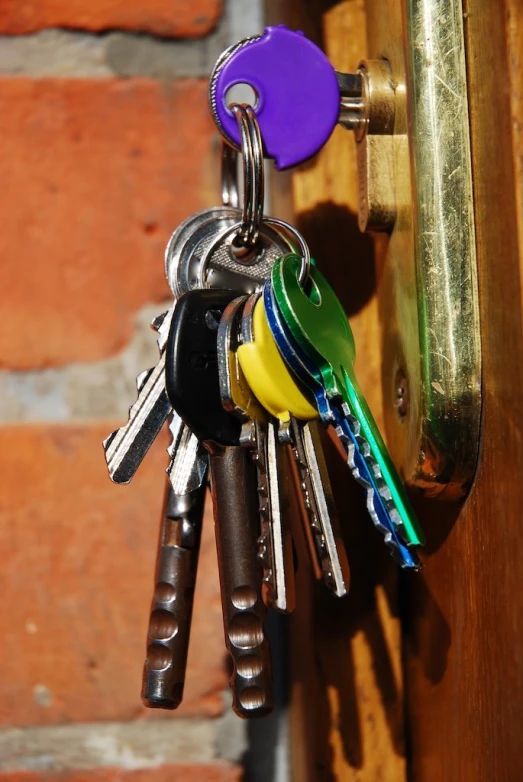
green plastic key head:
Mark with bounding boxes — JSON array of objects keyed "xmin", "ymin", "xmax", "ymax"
[
  {"xmin": 271, "ymin": 254, "xmax": 425, "ymax": 548},
  {"xmin": 271, "ymin": 254, "xmax": 356, "ymax": 398}
]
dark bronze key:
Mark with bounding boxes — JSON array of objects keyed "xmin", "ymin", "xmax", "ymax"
[
  {"xmin": 165, "ymin": 288, "xmax": 273, "ymax": 718},
  {"xmin": 142, "ymin": 477, "xmax": 206, "ymax": 710}
]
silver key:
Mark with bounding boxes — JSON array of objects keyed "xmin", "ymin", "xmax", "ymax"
[
  {"xmin": 218, "ymin": 296, "xmax": 295, "ymax": 613},
  {"xmin": 262, "ymin": 417, "xmax": 295, "ymax": 612},
  {"xmin": 105, "ymin": 203, "xmax": 291, "ymax": 477},
  {"xmin": 282, "ymin": 417, "xmax": 350, "ymax": 598},
  {"xmin": 169, "ymin": 215, "xmax": 297, "ymax": 299},
  {"xmin": 102, "ymin": 308, "xmax": 175, "ymax": 484},
  {"xmin": 165, "ymin": 206, "xmax": 242, "ymax": 297},
  {"xmin": 103, "ymin": 208, "xmax": 233, "ymax": 485},
  {"xmin": 103, "ymin": 306, "xmax": 205, "ymax": 491}
]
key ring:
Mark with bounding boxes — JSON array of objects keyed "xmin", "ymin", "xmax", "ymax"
[
  {"xmin": 229, "ymin": 103, "xmax": 264, "ymax": 247},
  {"xmin": 262, "ymin": 217, "xmax": 311, "ymax": 287},
  {"xmin": 221, "ymin": 142, "xmax": 239, "ymax": 209},
  {"xmin": 218, "ymin": 103, "xmax": 310, "ymax": 285},
  {"xmin": 198, "ymin": 216, "xmax": 311, "ymax": 290},
  {"xmin": 220, "ymin": 106, "xmax": 260, "ymax": 243}
]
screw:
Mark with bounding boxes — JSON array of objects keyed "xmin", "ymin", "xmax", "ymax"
[{"xmin": 395, "ymin": 368, "xmax": 409, "ymax": 419}]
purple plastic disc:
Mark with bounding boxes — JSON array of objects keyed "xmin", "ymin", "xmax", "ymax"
[{"xmin": 209, "ymin": 25, "xmax": 340, "ymax": 170}]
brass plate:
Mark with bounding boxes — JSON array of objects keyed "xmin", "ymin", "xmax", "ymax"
[{"xmin": 366, "ymin": 0, "xmax": 482, "ymax": 499}]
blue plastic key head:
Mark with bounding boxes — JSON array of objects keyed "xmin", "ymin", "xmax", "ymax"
[{"xmin": 209, "ymin": 25, "xmax": 340, "ymax": 170}]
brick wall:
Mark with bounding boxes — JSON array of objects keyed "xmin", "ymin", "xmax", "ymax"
[{"xmin": 0, "ymin": 1, "xmax": 263, "ymax": 778}]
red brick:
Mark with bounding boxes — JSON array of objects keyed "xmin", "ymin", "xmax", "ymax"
[
  {"xmin": 0, "ymin": 766, "xmax": 242, "ymax": 782},
  {"xmin": 0, "ymin": 78, "xmax": 220, "ymax": 370},
  {"xmin": 0, "ymin": 1, "xmax": 223, "ymax": 37},
  {"xmin": 0, "ymin": 425, "xmax": 226, "ymax": 726}
]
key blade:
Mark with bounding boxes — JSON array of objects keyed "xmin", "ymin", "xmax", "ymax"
[
  {"xmin": 103, "ymin": 306, "xmax": 176, "ymax": 484},
  {"xmin": 262, "ymin": 419, "xmax": 295, "ymax": 613},
  {"xmin": 104, "ymin": 351, "xmax": 171, "ymax": 483},
  {"xmin": 210, "ymin": 444, "xmax": 274, "ymax": 718},
  {"xmin": 166, "ymin": 416, "xmax": 208, "ymax": 495},
  {"xmin": 151, "ymin": 310, "xmax": 172, "ymax": 353},
  {"xmin": 340, "ymin": 376, "xmax": 425, "ymax": 547},
  {"xmin": 289, "ymin": 418, "xmax": 350, "ymax": 597},
  {"xmin": 142, "ymin": 480, "xmax": 206, "ymax": 710},
  {"xmin": 250, "ymin": 420, "xmax": 281, "ymax": 609},
  {"xmin": 332, "ymin": 404, "xmax": 422, "ymax": 570}
]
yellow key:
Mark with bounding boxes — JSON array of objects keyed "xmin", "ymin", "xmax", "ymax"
[
  {"xmin": 237, "ymin": 293, "xmax": 350, "ymax": 597},
  {"xmin": 237, "ymin": 295, "xmax": 318, "ymax": 422}
]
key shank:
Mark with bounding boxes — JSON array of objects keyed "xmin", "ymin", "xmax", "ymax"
[
  {"xmin": 208, "ymin": 443, "xmax": 274, "ymax": 718},
  {"xmin": 142, "ymin": 480, "xmax": 206, "ymax": 709}
]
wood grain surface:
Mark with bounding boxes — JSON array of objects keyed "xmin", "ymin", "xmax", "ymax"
[
  {"xmin": 268, "ymin": 0, "xmax": 523, "ymax": 779},
  {"xmin": 404, "ymin": 0, "xmax": 523, "ymax": 779},
  {"xmin": 267, "ymin": 2, "xmax": 406, "ymax": 780}
]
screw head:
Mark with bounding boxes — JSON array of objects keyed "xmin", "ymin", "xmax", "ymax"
[{"xmin": 395, "ymin": 368, "xmax": 409, "ymax": 419}]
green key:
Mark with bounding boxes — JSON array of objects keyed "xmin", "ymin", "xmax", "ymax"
[{"xmin": 271, "ymin": 254, "xmax": 425, "ymax": 548}]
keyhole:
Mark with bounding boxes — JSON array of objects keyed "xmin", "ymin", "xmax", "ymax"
[{"xmin": 225, "ymin": 83, "xmax": 259, "ymax": 111}]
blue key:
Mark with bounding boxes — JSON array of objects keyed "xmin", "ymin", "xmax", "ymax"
[{"xmin": 263, "ymin": 280, "xmax": 421, "ymax": 570}]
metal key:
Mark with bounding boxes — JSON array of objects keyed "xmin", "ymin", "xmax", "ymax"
[
  {"xmin": 103, "ymin": 206, "xmax": 238, "ymax": 486},
  {"xmin": 237, "ymin": 293, "xmax": 350, "ymax": 597},
  {"xmin": 218, "ymin": 296, "xmax": 295, "ymax": 613},
  {"xmin": 169, "ymin": 216, "xmax": 297, "ymax": 301},
  {"xmin": 102, "ymin": 308, "xmax": 175, "ymax": 484},
  {"xmin": 284, "ymin": 416, "xmax": 350, "ymax": 595},
  {"xmin": 103, "ymin": 305, "xmax": 206, "ymax": 490},
  {"xmin": 264, "ymin": 276, "xmax": 420, "ymax": 567},
  {"xmin": 265, "ymin": 256, "xmax": 425, "ymax": 567},
  {"xmin": 142, "ymin": 473, "xmax": 207, "ymax": 709},
  {"xmin": 165, "ymin": 288, "xmax": 273, "ymax": 718},
  {"xmin": 165, "ymin": 206, "xmax": 242, "ymax": 297}
]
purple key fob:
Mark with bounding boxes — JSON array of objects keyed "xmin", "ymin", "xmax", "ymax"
[{"xmin": 209, "ymin": 25, "xmax": 340, "ymax": 170}]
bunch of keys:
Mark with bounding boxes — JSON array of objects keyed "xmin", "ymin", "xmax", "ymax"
[{"xmin": 102, "ymin": 26, "xmax": 425, "ymax": 720}]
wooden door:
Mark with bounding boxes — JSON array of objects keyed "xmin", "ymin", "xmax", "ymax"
[{"xmin": 267, "ymin": 0, "xmax": 523, "ymax": 779}]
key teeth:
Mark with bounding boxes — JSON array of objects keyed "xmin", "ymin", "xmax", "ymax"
[
  {"xmin": 247, "ymin": 428, "xmax": 277, "ymax": 600},
  {"xmin": 136, "ymin": 369, "xmax": 152, "ymax": 392},
  {"xmin": 288, "ymin": 435, "xmax": 337, "ymax": 592},
  {"xmin": 335, "ymin": 413, "xmax": 418, "ymax": 566},
  {"xmin": 102, "ymin": 430, "xmax": 116, "ymax": 451},
  {"xmin": 166, "ymin": 418, "xmax": 208, "ymax": 495},
  {"xmin": 102, "ymin": 311, "xmax": 174, "ymax": 482},
  {"xmin": 150, "ymin": 311, "xmax": 167, "ymax": 332},
  {"xmin": 153, "ymin": 309, "xmax": 173, "ymax": 352}
]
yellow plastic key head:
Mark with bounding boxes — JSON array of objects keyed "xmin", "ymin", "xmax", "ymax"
[{"xmin": 237, "ymin": 295, "xmax": 318, "ymax": 423}]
